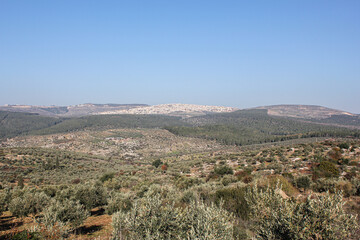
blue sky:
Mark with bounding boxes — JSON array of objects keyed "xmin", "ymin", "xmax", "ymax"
[{"xmin": 1, "ymin": 0, "xmax": 359, "ymax": 113}]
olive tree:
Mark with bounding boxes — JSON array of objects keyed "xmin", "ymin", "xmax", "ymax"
[
  {"xmin": 112, "ymin": 193, "xmax": 234, "ymax": 240},
  {"xmin": 245, "ymin": 184, "xmax": 358, "ymax": 240}
]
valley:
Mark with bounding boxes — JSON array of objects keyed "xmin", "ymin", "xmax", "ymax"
[{"xmin": 0, "ymin": 103, "xmax": 360, "ymax": 239}]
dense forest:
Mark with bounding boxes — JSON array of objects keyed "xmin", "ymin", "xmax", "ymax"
[
  {"xmin": 307, "ymin": 114, "xmax": 360, "ymax": 127},
  {"xmin": 0, "ymin": 111, "xmax": 62, "ymax": 139},
  {"xmin": 2, "ymin": 109, "xmax": 360, "ymax": 147},
  {"xmin": 166, "ymin": 110, "xmax": 360, "ymax": 145},
  {"xmin": 31, "ymin": 114, "xmax": 187, "ymax": 135}
]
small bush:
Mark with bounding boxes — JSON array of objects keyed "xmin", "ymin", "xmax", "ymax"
[
  {"xmin": 215, "ymin": 186, "xmax": 249, "ymax": 219},
  {"xmin": 175, "ymin": 176, "xmax": 203, "ymax": 190},
  {"xmin": 9, "ymin": 190, "xmax": 50, "ymax": 218},
  {"xmin": 179, "ymin": 189, "xmax": 198, "ymax": 204},
  {"xmin": 73, "ymin": 182, "xmax": 108, "ymax": 210},
  {"xmin": 246, "ymin": 184, "xmax": 358, "ymax": 239},
  {"xmin": 42, "ymin": 198, "xmax": 89, "ymax": 233},
  {"xmin": 214, "ymin": 165, "xmax": 234, "ymax": 176},
  {"xmin": 266, "ymin": 175, "xmax": 298, "ymax": 196},
  {"xmin": 338, "ymin": 142, "xmax": 350, "ymax": 149},
  {"xmin": 221, "ymin": 175, "xmax": 238, "ymax": 186},
  {"xmin": 100, "ymin": 172, "xmax": 115, "ymax": 183},
  {"xmin": 315, "ymin": 161, "xmax": 340, "ymax": 178},
  {"xmin": 152, "ymin": 159, "xmax": 163, "ymax": 168},
  {"xmin": 10, "ymin": 230, "xmax": 41, "ymax": 240},
  {"xmin": 312, "ymin": 178, "xmax": 338, "ymax": 193},
  {"xmin": 0, "ymin": 188, "xmax": 11, "ymax": 215},
  {"xmin": 112, "ymin": 193, "xmax": 234, "ymax": 239},
  {"xmin": 295, "ymin": 175, "xmax": 311, "ymax": 190},
  {"xmin": 106, "ymin": 192, "xmax": 132, "ymax": 215}
]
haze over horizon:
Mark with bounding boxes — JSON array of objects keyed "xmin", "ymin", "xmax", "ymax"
[{"xmin": 1, "ymin": 1, "xmax": 359, "ymax": 113}]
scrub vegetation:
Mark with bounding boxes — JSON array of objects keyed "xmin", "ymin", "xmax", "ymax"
[{"xmin": 1, "ymin": 110, "xmax": 360, "ymax": 239}]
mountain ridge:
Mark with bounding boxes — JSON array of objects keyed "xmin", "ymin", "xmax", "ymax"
[
  {"xmin": 254, "ymin": 104, "xmax": 356, "ymax": 119},
  {"xmin": 0, "ymin": 103, "xmax": 358, "ymax": 119}
]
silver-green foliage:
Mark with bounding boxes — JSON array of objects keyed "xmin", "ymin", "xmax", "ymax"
[
  {"xmin": 9, "ymin": 189, "xmax": 50, "ymax": 218},
  {"xmin": 106, "ymin": 192, "xmax": 132, "ymax": 215},
  {"xmin": 112, "ymin": 193, "xmax": 234, "ymax": 240},
  {"xmin": 0, "ymin": 188, "xmax": 11, "ymax": 215},
  {"xmin": 73, "ymin": 182, "xmax": 108, "ymax": 210},
  {"xmin": 182, "ymin": 200, "xmax": 234, "ymax": 240},
  {"xmin": 42, "ymin": 198, "xmax": 89, "ymax": 231},
  {"xmin": 55, "ymin": 182, "xmax": 108, "ymax": 210},
  {"xmin": 246, "ymin": 184, "xmax": 358, "ymax": 240}
]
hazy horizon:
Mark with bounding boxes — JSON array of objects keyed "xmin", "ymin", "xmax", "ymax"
[
  {"xmin": 1, "ymin": 102, "xmax": 359, "ymax": 115},
  {"xmin": 1, "ymin": 1, "xmax": 359, "ymax": 113}
]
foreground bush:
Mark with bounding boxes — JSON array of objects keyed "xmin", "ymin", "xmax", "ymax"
[
  {"xmin": 0, "ymin": 188, "xmax": 11, "ymax": 215},
  {"xmin": 55, "ymin": 182, "xmax": 108, "ymax": 210},
  {"xmin": 112, "ymin": 193, "xmax": 233, "ymax": 240},
  {"xmin": 246, "ymin": 184, "xmax": 358, "ymax": 240},
  {"xmin": 42, "ymin": 198, "xmax": 89, "ymax": 233},
  {"xmin": 9, "ymin": 189, "xmax": 50, "ymax": 218},
  {"xmin": 106, "ymin": 192, "xmax": 132, "ymax": 215},
  {"xmin": 73, "ymin": 182, "xmax": 108, "ymax": 210}
]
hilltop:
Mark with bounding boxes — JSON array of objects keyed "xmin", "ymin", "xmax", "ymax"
[
  {"xmin": 2, "ymin": 103, "xmax": 358, "ymax": 119},
  {"xmin": 0, "ymin": 103, "xmax": 236, "ymax": 118},
  {"xmin": 1, "ymin": 103, "xmax": 360, "ymax": 141},
  {"xmin": 255, "ymin": 105, "xmax": 355, "ymax": 119},
  {"xmin": 0, "ymin": 103, "xmax": 148, "ymax": 117},
  {"xmin": 97, "ymin": 103, "xmax": 238, "ymax": 117}
]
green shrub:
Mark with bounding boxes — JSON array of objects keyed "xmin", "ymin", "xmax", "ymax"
[
  {"xmin": 338, "ymin": 142, "xmax": 350, "ymax": 149},
  {"xmin": 11, "ymin": 230, "xmax": 41, "ymax": 240},
  {"xmin": 9, "ymin": 189, "xmax": 50, "ymax": 218},
  {"xmin": 317, "ymin": 161, "xmax": 340, "ymax": 178},
  {"xmin": 41, "ymin": 185, "xmax": 58, "ymax": 197},
  {"xmin": 295, "ymin": 175, "xmax": 311, "ymax": 189},
  {"xmin": 266, "ymin": 175, "xmax": 298, "ymax": 196},
  {"xmin": 0, "ymin": 188, "xmax": 11, "ymax": 215},
  {"xmin": 100, "ymin": 172, "xmax": 115, "ymax": 183},
  {"xmin": 221, "ymin": 175, "xmax": 238, "ymax": 186},
  {"xmin": 351, "ymin": 178, "xmax": 360, "ymax": 196},
  {"xmin": 106, "ymin": 192, "xmax": 132, "ymax": 215},
  {"xmin": 214, "ymin": 165, "xmax": 234, "ymax": 176},
  {"xmin": 175, "ymin": 176, "xmax": 203, "ymax": 190},
  {"xmin": 112, "ymin": 194, "xmax": 181, "ymax": 240},
  {"xmin": 246, "ymin": 184, "xmax": 358, "ymax": 239},
  {"xmin": 42, "ymin": 198, "xmax": 89, "ymax": 233},
  {"xmin": 179, "ymin": 189, "xmax": 198, "ymax": 204},
  {"xmin": 73, "ymin": 182, "xmax": 108, "ymax": 210},
  {"xmin": 104, "ymin": 177, "xmax": 122, "ymax": 190},
  {"xmin": 312, "ymin": 178, "xmax": 338, "ymax": 193},
  {"xmin": 112, "ymin": 193, "xmax": 234, "ymax": 240},
  {"xmin": 214, "ymin": 186, "xmax": 249, "ymax": 219},
  {"xmin": 152, "ymin": 159, "xmax": 163, "ymax": 168},
  {"xmin": 181, "ymin": 201, "xmax": 234, "ymax": 239}
]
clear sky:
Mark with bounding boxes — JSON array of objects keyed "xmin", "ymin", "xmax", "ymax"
[{"xmin": 1, "ymin": 0, "xmax": 359, "ymax": 113}]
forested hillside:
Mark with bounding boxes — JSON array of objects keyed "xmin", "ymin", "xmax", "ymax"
[
  {"xmin": 165, "ymin": 110, "xmax": 360, "ymax": 145},
  {"xmin": 31, "ymin": 114, "xmax": 188, "ymax": 135},
  {"xmin": 2, "ymin": 109, "xmax": 360, "ymax": 146},
  {"xmin": 307, "ymin": 114, "xmax": 360, "ymax": 127},
  {"xmin": 0, "ymin": 111, "xmax": 62, "ymax": 139}
]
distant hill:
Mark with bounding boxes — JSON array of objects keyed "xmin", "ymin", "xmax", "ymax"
[
  {"xmin": 255, "ymin": 105, "xmax": 355, "ymax": 119},
  {"xmin": 1, "ymin": 104, "xmax": 359, "ymax": 145},
  {"xmin": 254, "ymin": 105, "xmax": 360, "ymax": 129},
  {"xmin": 31, "ymin": 114, "xmax": 188, "ymax": 136},
  {"xmin": 0, "ymin": 103, "xmax": 236, "ymax": 117},
  {"xmin": 165, "ymin": 109, "xmax": 360, "ymax": 146},
  {"xmin": 0, "ymin": 110, "xmax": 189, "ymax": 140},
  {"xmin": 0, "ymin": 104, "xmax": 148, "ymax": 117},
  {"xmin": 0, "ymin": 111, "xmax": 62, "ymax": 139},
  {"xmin": 98, "ymin": 103, "xmax": 238, "ymax": 117}
]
